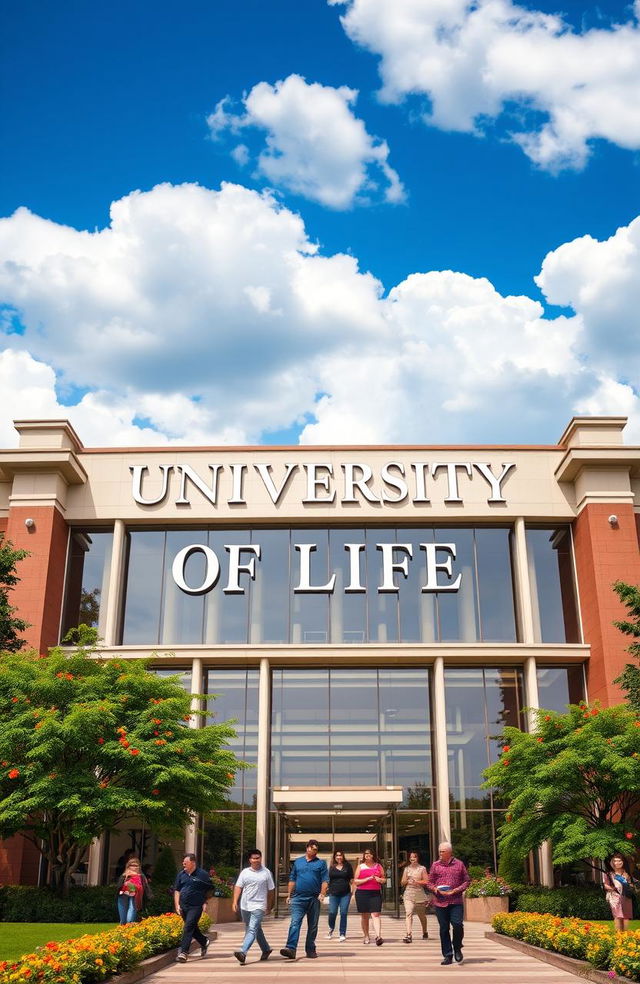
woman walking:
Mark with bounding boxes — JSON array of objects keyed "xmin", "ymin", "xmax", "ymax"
[
  {"xmin": 353, "ymin": 848, "xmax": 385, "ymax": 946},
  {"xmin": 326, "ymin": 850, "xmax": 354, "ymax": 941},
  {"xmin": 401, "ymin": 851, "xmax": 430, "ymax": 942},
  {"xmin": 116, "ymin": 857, "xmax": 150, "ymax": 924},
  {"xmin": 604, "ymin": 853, "xmax": 636, "ymax": 931}
]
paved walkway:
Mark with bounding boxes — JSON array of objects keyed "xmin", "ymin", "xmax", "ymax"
[{"xmin": 148, "ymin": 915, "xmax": 583, "ymax": 984}]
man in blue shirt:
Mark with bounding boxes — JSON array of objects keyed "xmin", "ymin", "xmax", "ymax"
[
  {"xmin": 173, "ymin": 853, "xmax": 214, "ymax": 962},
  {"xmin": 280, "ymin": 839, "xmax": 329, "ymax": 960}
]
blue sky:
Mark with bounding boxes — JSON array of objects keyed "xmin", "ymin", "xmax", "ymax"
[{"xmin": 0, "ymin": 0, "xmax": 639, "ymax": 447}]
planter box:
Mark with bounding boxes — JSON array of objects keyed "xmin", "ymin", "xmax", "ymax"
[
  {"xmin": 206, "ymin": 896, "xmax": 240, "ymax": 923},
  {"xmin": 486, "ymin": 931, "xmax": 632, "ymax": 984},
  {"xmin": 465, "ymin": 895, "xmax": 509, "ymax": 922}
]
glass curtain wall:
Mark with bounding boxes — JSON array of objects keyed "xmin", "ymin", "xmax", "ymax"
[
  {"xmin": 61, "ymin": 530, "xmax": 114, "ymax": 639},
  {"xmin": 121, "ymin": 526, "xmax": 516, "ymax": 645},
  {"xmin": 271, "ymin": 668, "xmax": 433, "ymax": 804},
  {"xmin": 444, "ymin": 668, "xmax": 526, "ymax": 870},
  {"xmin": 526, "ymin": 527, "xmax": 580, "ymax": 643},
  {"xmin": 201, "ymin": 669, "xmax": 259, "ymax": 876},
  {"xmin": 536, "ymin": 666, "xmax": 585, "ymax": 714}
]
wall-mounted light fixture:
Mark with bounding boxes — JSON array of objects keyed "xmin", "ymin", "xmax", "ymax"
[
  {"xmin": 608, "ymin": 514, "xmax": 618, "ymax": 526},
  {"xmin": 24, "ymin": 518, "xmax": 35, "ymax": 529}
]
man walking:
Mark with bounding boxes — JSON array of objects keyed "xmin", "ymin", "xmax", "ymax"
[
  {"xmin": 427, "ymin": 841, "xmax": 470, "ymax": 965},
  {"xmin": 232, "ymin": 849, "xmax": 275, "ymax": 964},
  {"xmin": 173, "ymin": 853, "xmax": 214, "ymax": 962},
  {"xmin": 280, "ymin": 839, "xmax": 328, "ymax": 960}
]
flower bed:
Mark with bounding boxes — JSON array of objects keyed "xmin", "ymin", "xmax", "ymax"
[
  {"xmin": 0, "ymin": 912, "xmax": 210, "ymax": 984},
  {"xmin": 492, "ymin": 911, "xmax": 640, "ymax": 981}
]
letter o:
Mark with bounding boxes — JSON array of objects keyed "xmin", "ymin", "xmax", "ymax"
[{"xmin": 172, "ymin": 544, "xmax": 220, "ymax": 595}]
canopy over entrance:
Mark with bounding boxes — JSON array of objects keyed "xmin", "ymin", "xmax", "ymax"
[{"xmin": 272, "ymin": 785, "xmax": 404, "ymax": 812}]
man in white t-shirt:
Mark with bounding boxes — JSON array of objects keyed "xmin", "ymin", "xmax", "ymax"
[{"xmin": 232, "ymin": 849, "xmax": 275, "ymax": 964}]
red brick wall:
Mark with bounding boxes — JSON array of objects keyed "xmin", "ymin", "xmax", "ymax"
[
  {"xmin": 573, "ymin": 503, "xmax": 640, "ymax": 705},
  {"xmin": 4, "ymin": 505, "xmax": 69, "ymax": 654}
]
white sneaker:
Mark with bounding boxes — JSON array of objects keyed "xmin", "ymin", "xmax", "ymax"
[
  {"xmin": 339, "ymin": 935, "xmax": 346, "ymax": 942},
  {"xmin": 325, "ymin": 932, "xmax": 333, "ymax": 939}
]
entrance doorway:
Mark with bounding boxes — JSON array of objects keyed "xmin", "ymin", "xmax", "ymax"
[{"xmin": 273, "ymin": 810, "xmax": 398, "ymax": 916}]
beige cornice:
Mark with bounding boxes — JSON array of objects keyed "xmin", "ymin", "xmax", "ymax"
[
  {"xmin": 554, "ymin": 447, "xmax": 640, "ymax": 484},
  {"xmin": 71, "ymin": 642, "xmax": 590, "ymax": 667},
  {"xmin": 0, "ymin": 449, "xmax": 87, "ymax": 485}
]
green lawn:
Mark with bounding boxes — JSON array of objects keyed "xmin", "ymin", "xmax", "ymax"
[
  {"xmin": 0, "ymin": 923, "xmax": 115, "ymax": 963},
  {"xmin": 593, "ymin": 919, "xmax": 640, "ymax": 931}
]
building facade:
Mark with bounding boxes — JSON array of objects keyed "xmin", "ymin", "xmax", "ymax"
[{"xmin": 1, "ymin": 416, "xmax": 639, "ymax": 908}]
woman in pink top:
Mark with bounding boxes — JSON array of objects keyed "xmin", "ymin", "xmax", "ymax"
[{"xmin": 353, "ymin": 848, "xmax": 385, "ymax": 946}]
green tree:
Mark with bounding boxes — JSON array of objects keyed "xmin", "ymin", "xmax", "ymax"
[
  {"xmin": 613, "ymin": 580, "xmax": 640, "ymax": 711},
  {"xmin": 0, "ymin": 631, "xmax": 244, "ymax": 894},
  {"xmin": 483, "ymin": 702, "xmax": 640, "ymax": 873},
  {"xmin": 0, "ymin": 534, "xmax": 29, "ymax": 651}
]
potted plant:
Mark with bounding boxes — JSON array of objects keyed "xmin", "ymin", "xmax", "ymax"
[{"xmin": 464, "ymin": 876, "xmax": 511, "ymax": 922}]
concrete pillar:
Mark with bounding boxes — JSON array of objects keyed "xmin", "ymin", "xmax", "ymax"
[
  {"xmin": 255, "ymin": 657, "xmax": 271, "ymax": 856},
  {"xmin": 512, "ymin": 517, "xmax": 535, "ymax": 644},
  {"xmin": 102, "ymin": 519, "xmax": 126, "ymax": 647},
  {"xmin": 184, "ymin": 657, "xmax": 203, "ymax": 857},
  {"xmin": 432, "ymin": 656, "xmax": 451, "ymax": 844}
]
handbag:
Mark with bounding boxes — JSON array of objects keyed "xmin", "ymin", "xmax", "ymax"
[{"xmin": 622, "ymin": 881, "xmax": 636, "ymax": 898}]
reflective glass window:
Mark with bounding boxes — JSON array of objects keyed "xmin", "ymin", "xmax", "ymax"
[
  {"xmin": 475, "ymin": 529, "xmax": 516, "ymax": 641},
  {"xmin": 445, "ymin": 667, "xmax": 524, "ymax": 809},
  {"xmin": 249, "ymin": 529, "xmax": 289, "ymax": 643},
  {"xmin": 436, "ymin": 528, "xmax": 478, "ymax": 641},
  {"xmin": 205, "ymin": 530, "xmax": 250, "ymax": 643},
  {"xmin": 329, "ymin": 669, "xmax": 379, "ymax": 785},
  {"xmin": 329, "ymin": 529, "xmax": 367, "ymax": 643},
  {"xmin": 206, "ymin": 668, "xmax": 259, "ymax": 806},
  {"xmin": 160, "ymin": 530, "xmax": 208, "ymax": 644},
  {"xmin": 122, "ymin": 531, "xmax": 165, "ymax": 644},
  {"xmin": 271, "ymin": 668, "xmax": 433, "ymax": 797},
  {"xmin": 450, "ymin": 811, "xmax": 496, "ymax": 870},
  {"xmin": 536, "ymin": 665, "xmax": 585, "ymax": 713},
  {"xmin": 61, "ymin": 530, "xmax": 114, "ymax": 640},
  {"xmin": 367, "ymin": 529, "xmax": 399, "ymax": 642},
  {"xmin": 527, "ymin": 527, "xmax": 580, "ymax": 643},
  {"xmin": 271, "ymin": 669, "xmax": 330, "ymax": 787},
  {"xmin": 398, "ymin": 529, "xmax": 437, "ymax": 643},
  {"xmin": 291, "ymin": 529, "xmax": 330, "ymax": 643}
]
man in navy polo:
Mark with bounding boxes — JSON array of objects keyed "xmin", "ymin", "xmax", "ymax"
[
  {"xmin": 173, "ymin": 853, "xmax": 214, "ymax": 962},
  {"xmin": 280, "ymin": 839, "xmax": 329, "ymax": 960}
]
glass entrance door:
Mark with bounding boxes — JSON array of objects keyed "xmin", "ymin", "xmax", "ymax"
[{"xmin": 273, "ymin": 810, "xmax": 400, "ymax": 917}]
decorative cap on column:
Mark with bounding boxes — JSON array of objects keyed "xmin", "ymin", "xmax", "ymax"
[
  {"xmin": 558, "ymin": 416, "xmax": 628, "ymax": 449},
  {"xmin": 14, "ymin": 419, "xmax": 84, "ymax": 452}
]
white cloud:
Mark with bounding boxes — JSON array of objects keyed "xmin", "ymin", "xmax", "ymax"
[
  {"xmin": 330, "ymin": 0, "xmax": 640, "ymax": 170},
  {"xmin": 0, "ymin": 181, "xmax": 639, "ymax": 448},
  {"xmin": 207, "ymin": 74, "xmax": 405, "ymax": 208}
]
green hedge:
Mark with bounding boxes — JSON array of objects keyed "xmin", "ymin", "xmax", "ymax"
[
  {"xmin": 513, "ymin": 885, "xmax": 610, "ymax": 920},
  {"xmin": 0, "ymin": 884, "xmax": 176, "ymax": 922}
]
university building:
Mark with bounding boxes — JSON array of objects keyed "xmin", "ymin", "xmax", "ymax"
[{"xmin": 1, "ymin": 416, "xmax": 639, "ymax": 910}]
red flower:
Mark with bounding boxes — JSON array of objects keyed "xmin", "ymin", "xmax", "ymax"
[
  {"xmin": 129, "ymin": 748, "xmax": 140, "ymax": 756},
  {"xmin": 227, "ymin": 772, "xmax": 235, "ymax": 779},
  {"xmin": 155, "ymin": 739, "xmax": 166, "ymax": 745},
  {"xmin": 97, "ymin": 737, "xmax": 105, "ymax": 744},
  {"xmin": 502, "ymin": 745, "xmax": 510, "ymax": 753},
  {"xmin": 8, "ymin": 769, "xmax": 19, "ymax": 779},
  {"xmin": 537, "ymin": 737, "xmax": 544, "ymax": 743},
  {"xmin": 119, "ymin": 738, "xmax": 130, "ymax": 748},
  {"xmin": 502, "ymin": 759, "xmax": 510, "ymax": 766},
  {"xmin": 625, "ymin": 832, "xmax": 634, "ymax": 840},
  {"xmin": 152, "ymin": 789, "xmax": 160, "ymax": 795},
  {"xmin": 544, "ymin": 715, "xmax": 551, "ymax": 721},
  {"xmin": 116, "ymin": 727, "xmax": 126, "ymax": 735},
  {"xmin": 11, "ymin": 697, "xmax": 19, "ymax": 703}
]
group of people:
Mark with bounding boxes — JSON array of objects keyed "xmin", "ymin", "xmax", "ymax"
[
  {"xmin": 126, "ymin": 843, "xmax": 640, "ymax": 966},
  {"xmin": 169, "ymin": 839, "xmax": 471, "ymax": 965}
]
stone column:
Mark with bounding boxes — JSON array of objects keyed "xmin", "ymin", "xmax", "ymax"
[
  {"xmin": 255, "ymin": 657, "xmax": 271, "ymax": 856},
  {"xmin": 432, "ymin": 656, "xmax": 451, "ymax": 844}
]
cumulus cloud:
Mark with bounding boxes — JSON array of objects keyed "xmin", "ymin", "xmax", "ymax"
[
  {"xmin": 330, "ymin": 0, "xmax": 640, "ymax": 170},
  {"xmin": 0, "ymin": 181, "xmax": 639, "ymax": 448},
  {"xmin": 207, "ymin": 74, "xmax": 405, "ymax": 208}
]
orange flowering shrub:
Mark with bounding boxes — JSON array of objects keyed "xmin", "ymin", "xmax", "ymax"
[
  {"xmin": 492, "ymin": 911, "xmax": 634, "ymax": 977},
  {"xmin": 0, "ymin": 911, "xmax": 211, "ymax": 984}
]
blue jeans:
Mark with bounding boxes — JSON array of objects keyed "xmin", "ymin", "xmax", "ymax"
[
  {"xmin": 328, "ymin": 893, "xmax": 350, "ymax": 936},
  {"xmin": 435, "ymin": 903, "xmax": 464, "ymax": 958},
  {"xmin": 286, "ymin": 896, "xmax": 320, "ymax": 953},
  {"xmin": 117, "ymin": 894, "xmax": 137, "ymax": 924},
  {"xmin": 240, "ymin": 908, "xmax": 270, "ymax": 954}
]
